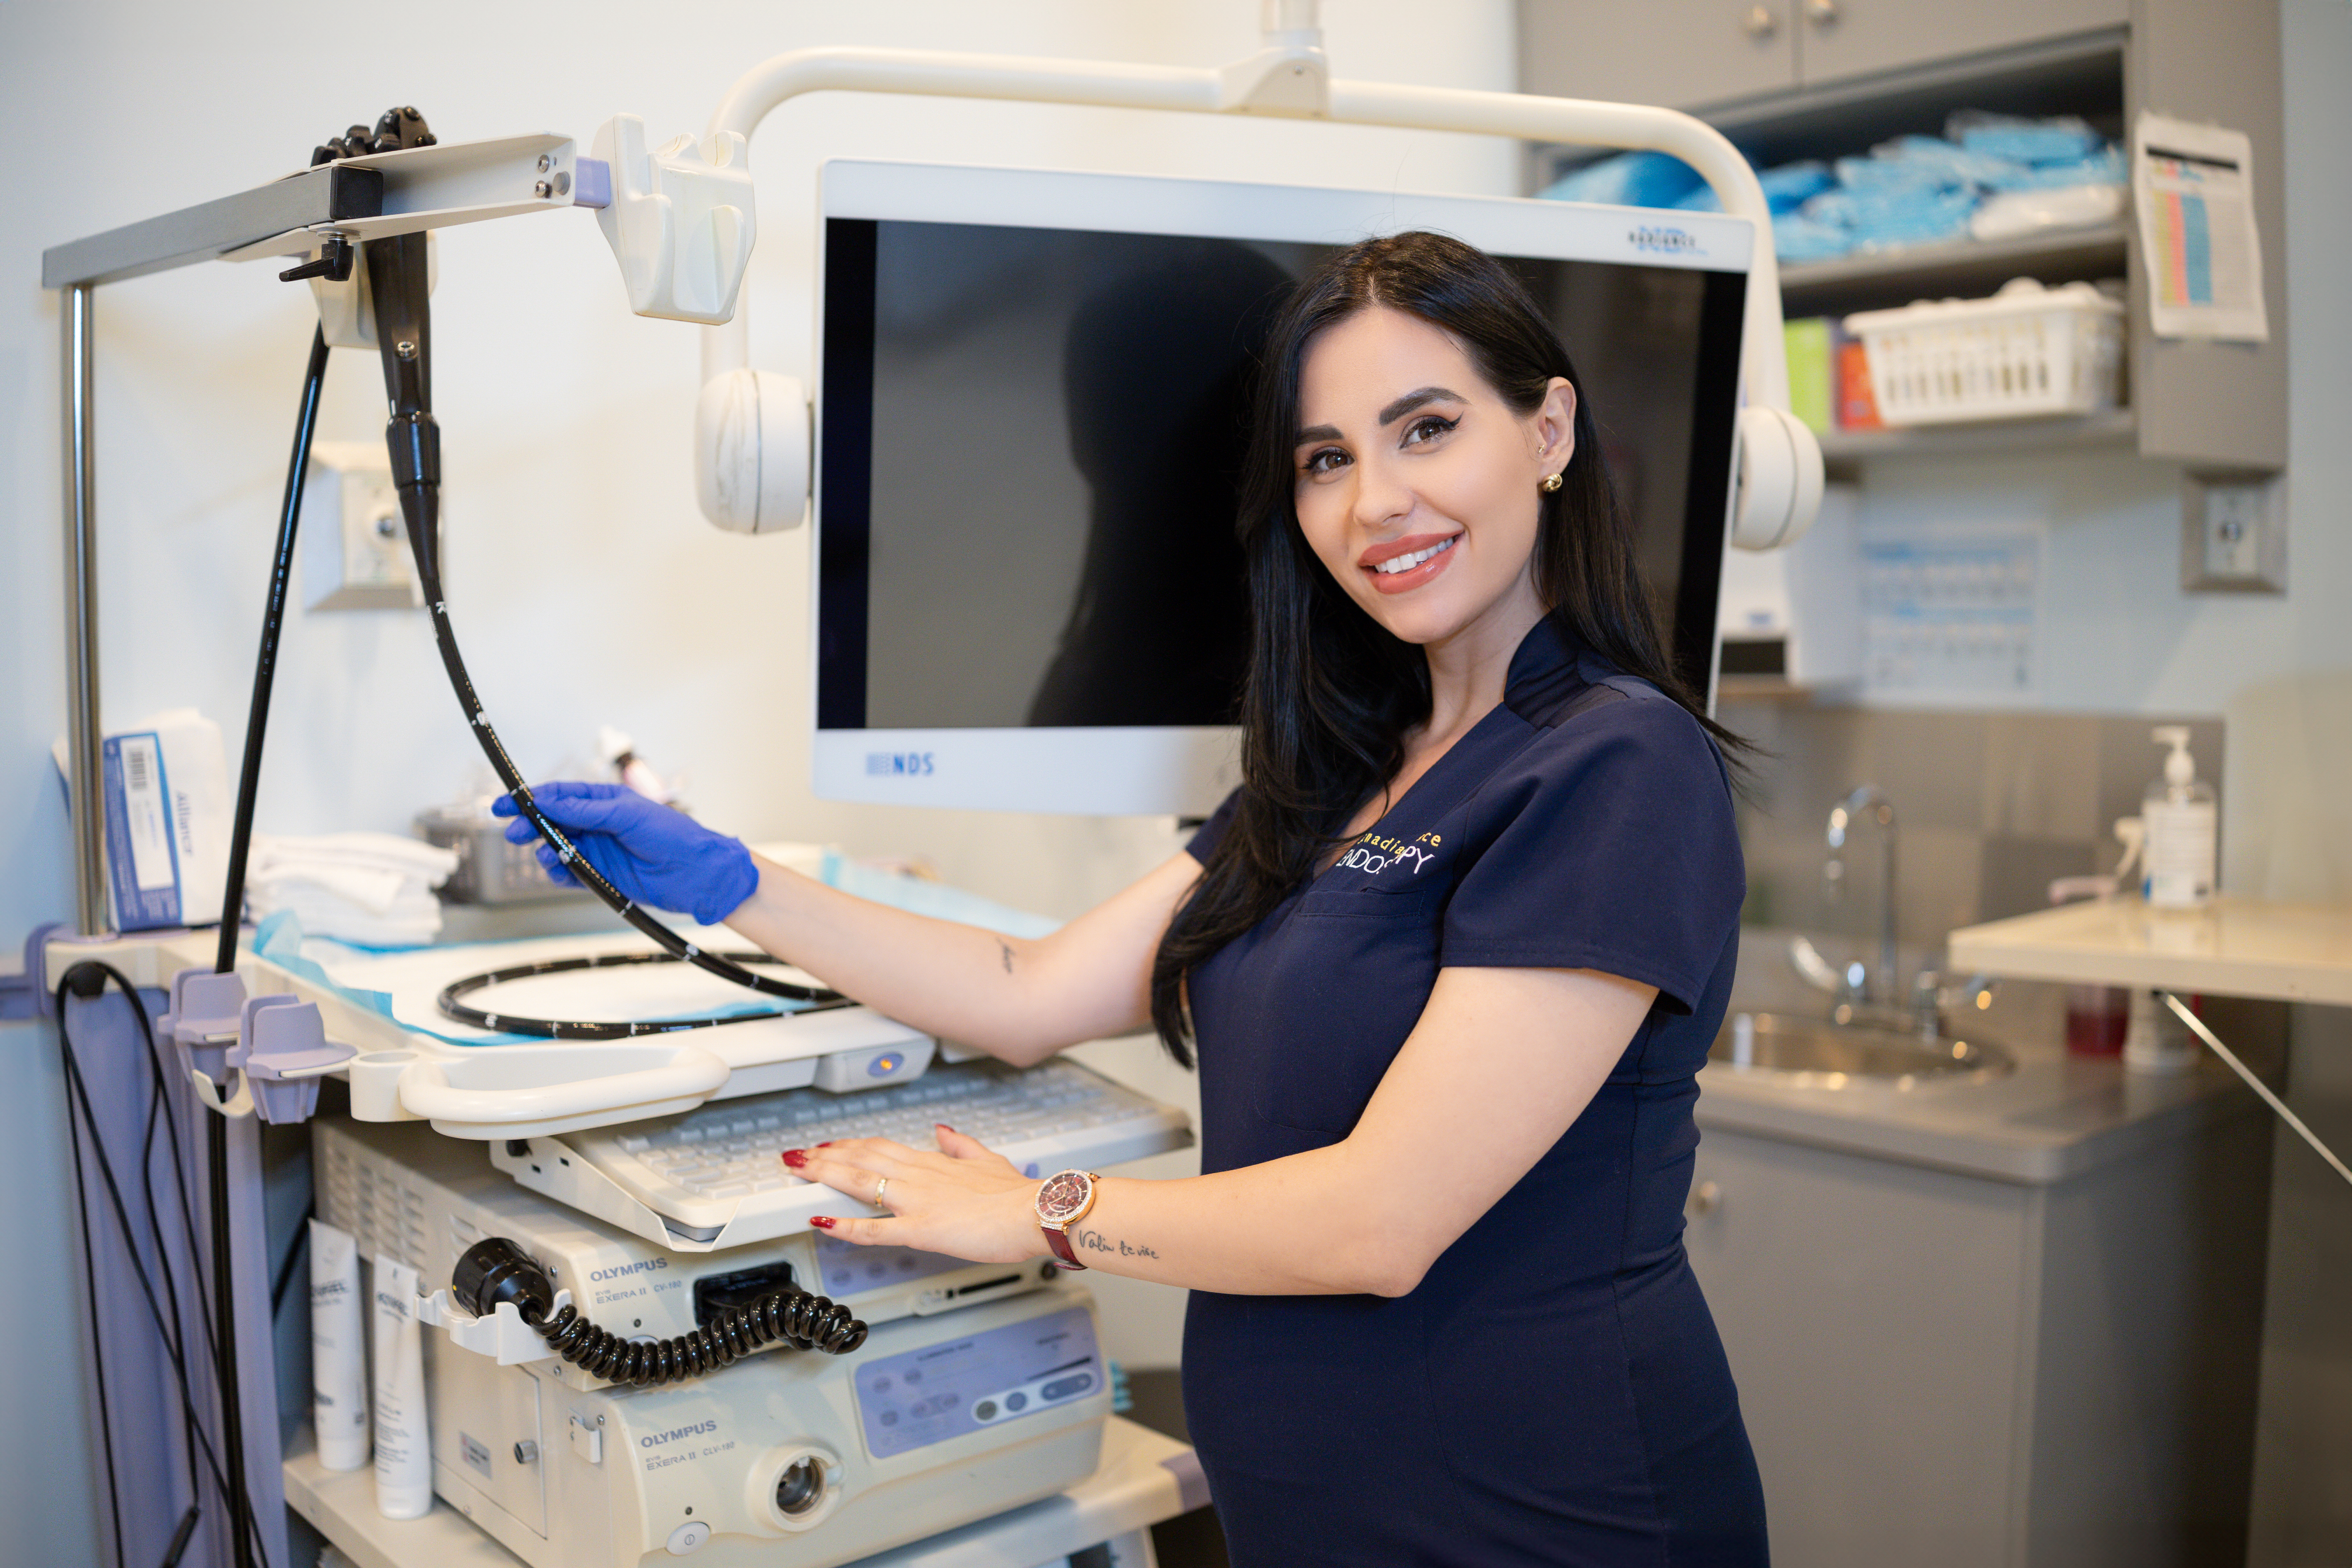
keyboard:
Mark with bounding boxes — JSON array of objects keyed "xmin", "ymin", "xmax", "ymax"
[{"xmin": 497, "ymin": 1057, "xmax": 1192, "ymax": 1248}]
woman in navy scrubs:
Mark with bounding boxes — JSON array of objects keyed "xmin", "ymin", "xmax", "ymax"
[{"xmin": 505, "ymin": 232, "xmax": 1766, "ymax": 1564}]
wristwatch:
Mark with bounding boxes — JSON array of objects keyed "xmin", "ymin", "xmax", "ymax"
[{"xmin": 1033, "ymin": 1169, "xmax": 1102, "ymax": 1270}]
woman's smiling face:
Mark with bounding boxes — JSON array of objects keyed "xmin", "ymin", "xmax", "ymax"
[{"xmin": 1290, "ymin": 304, "xmax": 1575, "ymax": 654}]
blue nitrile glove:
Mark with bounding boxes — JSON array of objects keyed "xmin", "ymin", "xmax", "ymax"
[{"xmin": 492, "ymin": 782, "xmax": 759, "ymax": 926}]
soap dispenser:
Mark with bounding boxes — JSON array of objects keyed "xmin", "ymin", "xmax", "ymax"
[{"xmin": 2141, "ymin": 726, "xmax": 2217, "ymax": 910}]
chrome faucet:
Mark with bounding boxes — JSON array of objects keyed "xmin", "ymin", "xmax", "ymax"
[
  {"xmin": 1912, "ymin": 966, "xmax": 1999, "ymax": 1041},
  {"xmin": 1825, "ymin": 785, "xmax": 1899, "ymax": 1010}
]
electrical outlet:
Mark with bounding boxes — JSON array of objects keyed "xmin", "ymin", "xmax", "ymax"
[
  {"xmin": 2180, "ymin": 471, "xmax": 2284, "ymax": 594},
  {"xmin": 2204, "ymin": 484, "xmax": 2262, "ymax": 576},
  {"xmin": 303, "ymin": 441, "xmax": 430, "ymax": 610}
]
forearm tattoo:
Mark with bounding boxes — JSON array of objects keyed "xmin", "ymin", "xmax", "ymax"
[
  {"xmin": 1071, "ymin": 1227, "xmax": 1158, "ymax": 1261},
  {"xmin": 997, "ymin": 939, "xmax": 1015, "ymax": 974}
]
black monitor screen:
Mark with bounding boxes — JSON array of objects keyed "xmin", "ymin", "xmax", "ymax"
[{"xmin": 817, "ymin": 218, "xmax": 1744, "ymax": 730}]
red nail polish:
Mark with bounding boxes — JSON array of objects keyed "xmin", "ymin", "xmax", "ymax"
[
  {"xmin": 780, "ymin": 1149, "xmax": 808, "ymax": 1169},
  {"xmin": 936, "ymin": 1123, "xmax": 956, "ymax": 1135},
  {"xmin": 817, "ymin": 1141, "xmax": 836, "ymax": 1148},
  {"xmin": 808, "ymin": 1216, "xmax": 836, "ymax": 1230}
]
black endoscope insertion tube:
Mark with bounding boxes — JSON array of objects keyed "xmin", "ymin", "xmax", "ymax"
[
  {"xmin": 203, "ymin": 320, "xmax": 330, "ymax": 1568},
  {"xmin": 348, "ymin": 144, "xmax": 841, "ymax": 1022}
]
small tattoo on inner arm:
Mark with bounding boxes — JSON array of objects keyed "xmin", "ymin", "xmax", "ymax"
[
  {"xmin": 1072, "ymin": 1227, "xmax": 1158, "ymax": 1261},
  {"xmin": 997, "ymin": 940, "xmax": 1015, "ymax": 974}
]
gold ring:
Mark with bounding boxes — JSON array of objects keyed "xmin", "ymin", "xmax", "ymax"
[{"xmin": 874, "ymin": 1176, "xmax": 890, "ymax": 1206}]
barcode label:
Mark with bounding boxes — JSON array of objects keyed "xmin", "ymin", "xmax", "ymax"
[{"xmin": 117, "ymin": 734, "xmax": 175, "ymax": 892}]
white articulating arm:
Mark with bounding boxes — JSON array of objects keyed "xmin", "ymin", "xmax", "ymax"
[{"xmin": 679, "ymin": 8, "xmax": 1819, "ymax": 548}]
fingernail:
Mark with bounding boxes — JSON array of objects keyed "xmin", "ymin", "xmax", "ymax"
[
  {"xmin": 780, "ymin": 1149, "xmax": 808, "ymax": 1169},
  {"xmin": 808, "ymin": 1216, "xmax": 836, "ymax": 1231},
  {"xmin": 936, "ymin": 1123, "xmax": 956, "ymax": 1135},
  {"xmin": 817, "ymin": 1141, "xmax": 836, "ymax": 1148}
]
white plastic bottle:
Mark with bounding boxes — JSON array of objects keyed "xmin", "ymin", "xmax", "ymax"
[
  {"xmin": 372, "ymin": 1255, "xmax": 432, "ymax": 1519},
  {"xmin": 2141, "ymin": 727, "xmax": 2217, "ymax": 911},
  {"xmin": 310, "ymin": 1220, "xmax": 370, "ymax": 1472}
]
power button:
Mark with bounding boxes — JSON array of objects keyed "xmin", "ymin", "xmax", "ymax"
[{"xmin": 666, "ymin": 1520, "xmax": 711, "ymax": 1555}]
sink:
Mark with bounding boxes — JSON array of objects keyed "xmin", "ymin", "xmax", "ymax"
[{"xmin": 1710, "ymin": 1011, "xmax": 2015, "ymax": 1089}]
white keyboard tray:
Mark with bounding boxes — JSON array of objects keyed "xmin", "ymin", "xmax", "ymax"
[{"xmin": 495, "ymin": 1056, "xmax": 1192, "ymax": 1252}]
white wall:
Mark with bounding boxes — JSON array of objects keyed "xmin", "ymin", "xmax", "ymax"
[{"xmin": 0, "ymin": 3, "xmax": 1516, "ymax": 1556}]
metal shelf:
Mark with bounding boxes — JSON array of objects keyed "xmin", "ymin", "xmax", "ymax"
[
  {"xmin": 1781, "ymin": 222, "xmax": 2130, "ymax": 316},
  {"xmin": 1818, "ymin": 407, "xmax": 2136, "ymax": 464}
]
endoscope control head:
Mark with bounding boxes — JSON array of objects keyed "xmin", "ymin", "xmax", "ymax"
[
  {"xmin": 453, "ymin": 1236, "xmax": 556, "ymax": 1325},
  {"xmin": 312, "ymin": 106, "xmax": 438, "ymax": 165}
]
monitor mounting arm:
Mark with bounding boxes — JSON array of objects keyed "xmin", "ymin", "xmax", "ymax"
[{"xmin": 632, "ymin": 0, "xmax": 1819, "ymax": 549}]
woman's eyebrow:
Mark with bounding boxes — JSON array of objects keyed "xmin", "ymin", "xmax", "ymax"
[
  {"xmin": 1377, "ymin": 386, "xmax": 1464, "ymax": 425},
  {"xmin": 1294, "ymin": 386, "xmax": 1467, "ymax": 448}
]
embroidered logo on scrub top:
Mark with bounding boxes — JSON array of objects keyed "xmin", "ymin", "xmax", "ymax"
[{"xmin": 1338, "ymin": 830, "xmax": 1442, "ymax": 877}]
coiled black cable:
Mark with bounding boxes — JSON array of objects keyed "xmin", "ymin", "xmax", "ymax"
[
  {"xmin": 536, "ymin": 1290, "xmax": 867, "ymax": 1386},
  {"xmin": 438, "ymin": 949, "xmax": 851, "ymax": 1041},
  {"xmin": 55, "ymin": 963, "xmax": 271, "ymax": 1568},
  {"xmin": 453, "ymin": 1237, "xmax": 866, "ymax": 1388}
]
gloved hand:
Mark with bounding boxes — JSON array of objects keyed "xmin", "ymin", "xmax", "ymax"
[{"xmin": 493, "ymin": 782, "xmax": 760, "ymax": 927}]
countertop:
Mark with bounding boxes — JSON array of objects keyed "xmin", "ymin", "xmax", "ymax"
[
  {"xmin": 1697, "ymin": 929, "xmax": 2267, "ymax": 1185},
  {"xmin": 1947, "ymin": 896, "xmax": 2352, "ymax": 1005}
]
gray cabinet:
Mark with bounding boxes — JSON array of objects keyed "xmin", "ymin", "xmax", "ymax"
[
  {"xmin": 1686, "ymin": 1114, "xmax": 2270, "ymax": 1567},
  {"xmin": 1685, "ymin": 1133, "xmax": 2029, "ymax": 1563},
  {"xmin": 1518, "ymin": 0, "xmax": 2126, "ymax": 108},
  {"xmin": 1798, "ymin": 0, "xmax": 2126, "ymax": 89},
  {"xmin": 1518, "ymin": 1, "xmax": 1798, "ymax": 109}
]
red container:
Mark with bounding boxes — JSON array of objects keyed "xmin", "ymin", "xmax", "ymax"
[{"xmin": 2066, "ymin": 984, "xmax": 2130, "ymax": 1055}]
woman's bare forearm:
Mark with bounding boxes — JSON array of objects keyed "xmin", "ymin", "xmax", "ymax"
[
  {"xmin": 724, "ymin": 852, "xmax": 1199, "ymax": 1065},
  {"xmin": 994, "ymin": 967, "xmax": 1655, "ymax": 1295},
  {"xmin": 1057, "ymin": 1150, "xmax": 1408, "ymax": 1296}
]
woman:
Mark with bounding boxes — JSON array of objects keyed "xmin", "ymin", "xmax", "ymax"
[{"xmin": 501, "ymin": 232, "xmax": 1766, "ymax": 1564}]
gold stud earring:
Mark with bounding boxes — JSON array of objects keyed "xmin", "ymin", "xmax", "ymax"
[{"xmin": 1541, "ymin": 472, "xmax": 1564, "ymax": 494}]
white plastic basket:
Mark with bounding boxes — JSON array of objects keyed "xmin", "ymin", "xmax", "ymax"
[{"xmin": 1843, "ymin": 278, "xmax": 2124, "ymax": 426}]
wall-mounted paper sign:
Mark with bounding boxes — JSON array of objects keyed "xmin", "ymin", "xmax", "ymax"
[
  {"xmin": 2132, "ymin": 111, "xmax": 2269, "ymax": 342},
  {"xmin": 1860, "ymin": 525, "xmax": 2042, "ymax": 706}
]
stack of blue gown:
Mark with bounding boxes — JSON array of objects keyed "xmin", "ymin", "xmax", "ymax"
[{"xmin": 1536, "ymin": 113, "xmax": 2123, "ymax": 264}]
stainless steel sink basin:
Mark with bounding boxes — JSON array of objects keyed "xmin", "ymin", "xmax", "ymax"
[{"xmin": 1709, "ymin": 1011, "xmax": 2015, "ymax": 1089}]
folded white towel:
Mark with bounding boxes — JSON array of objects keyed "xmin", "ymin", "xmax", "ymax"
[
  {"xmin": 243, "ymin": 831, "xmax": 459, "ymax": 946},
  {"xmin": 246, "ymin": 883, "xmax": 444, "ymax": 947},
  {"xmin": 248, "ymin": 831, "xmax": 459, "ymax": 886}
]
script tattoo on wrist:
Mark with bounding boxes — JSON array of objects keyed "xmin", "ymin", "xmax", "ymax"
[
  {"xmin": 997, "ymin": 939, "xmax": 1015, "ymax": 974},
  {"xmin": 1071, "ymin": 1227, "xmax": 1158, "ymax": 1261}
]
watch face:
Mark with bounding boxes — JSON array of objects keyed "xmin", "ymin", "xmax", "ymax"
[{"xmin": 1034, "ymin": 1170, "xmax": 1095, "ymax": 1224}]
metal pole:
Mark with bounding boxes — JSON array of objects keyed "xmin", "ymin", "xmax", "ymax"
[{"xmin": 61, "ymin": 282, "xmax": 108, "ymax": 937}]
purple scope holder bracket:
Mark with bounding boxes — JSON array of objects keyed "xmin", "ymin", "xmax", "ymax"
[
  {"xmin": 228, "ymin": 994, "xmax": 355, "ymax": 1124},
  {"xmin": 156, "ymin": 969, "xmax": 354, "ymax": 1122},
  {"xmin": 159, "ymin": 968, "xmax": 251, "ymax": 1087}
]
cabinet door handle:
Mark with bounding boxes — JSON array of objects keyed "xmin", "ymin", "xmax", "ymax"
[
  {"xmin": 1803, "ymin": 0, "xmax": 1839, "ymax": 24},
  {"xmin": 1742, "ymin": 5, "xmax": 1780, "ymax": 38},
  {"xmin": 1688, "ymin": 1180, "xmax": 1724, "ymax": 1216}
]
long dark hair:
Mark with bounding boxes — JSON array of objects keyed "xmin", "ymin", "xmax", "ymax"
[{"xmin": 1148, "ymin": 229, "xmax": 1742, "ymax": 1066}]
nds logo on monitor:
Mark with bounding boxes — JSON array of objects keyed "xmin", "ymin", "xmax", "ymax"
[
  {"xmin": 1628, "ymin": 224, "xmax": 1702, "ymax": 256},
  {"xmin": 865, "ymin": 751, "xmax": 936, "ymax": 778}
]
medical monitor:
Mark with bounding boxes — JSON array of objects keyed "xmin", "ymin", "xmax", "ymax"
[{"xmin": 812, "ymin": 160, "xmax": 1752, "ymax": 816}]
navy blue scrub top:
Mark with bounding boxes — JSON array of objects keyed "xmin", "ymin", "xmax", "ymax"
[{"xmin": 1176, "ymin": 618, "xmax": 1768, "ymax": 1567}]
